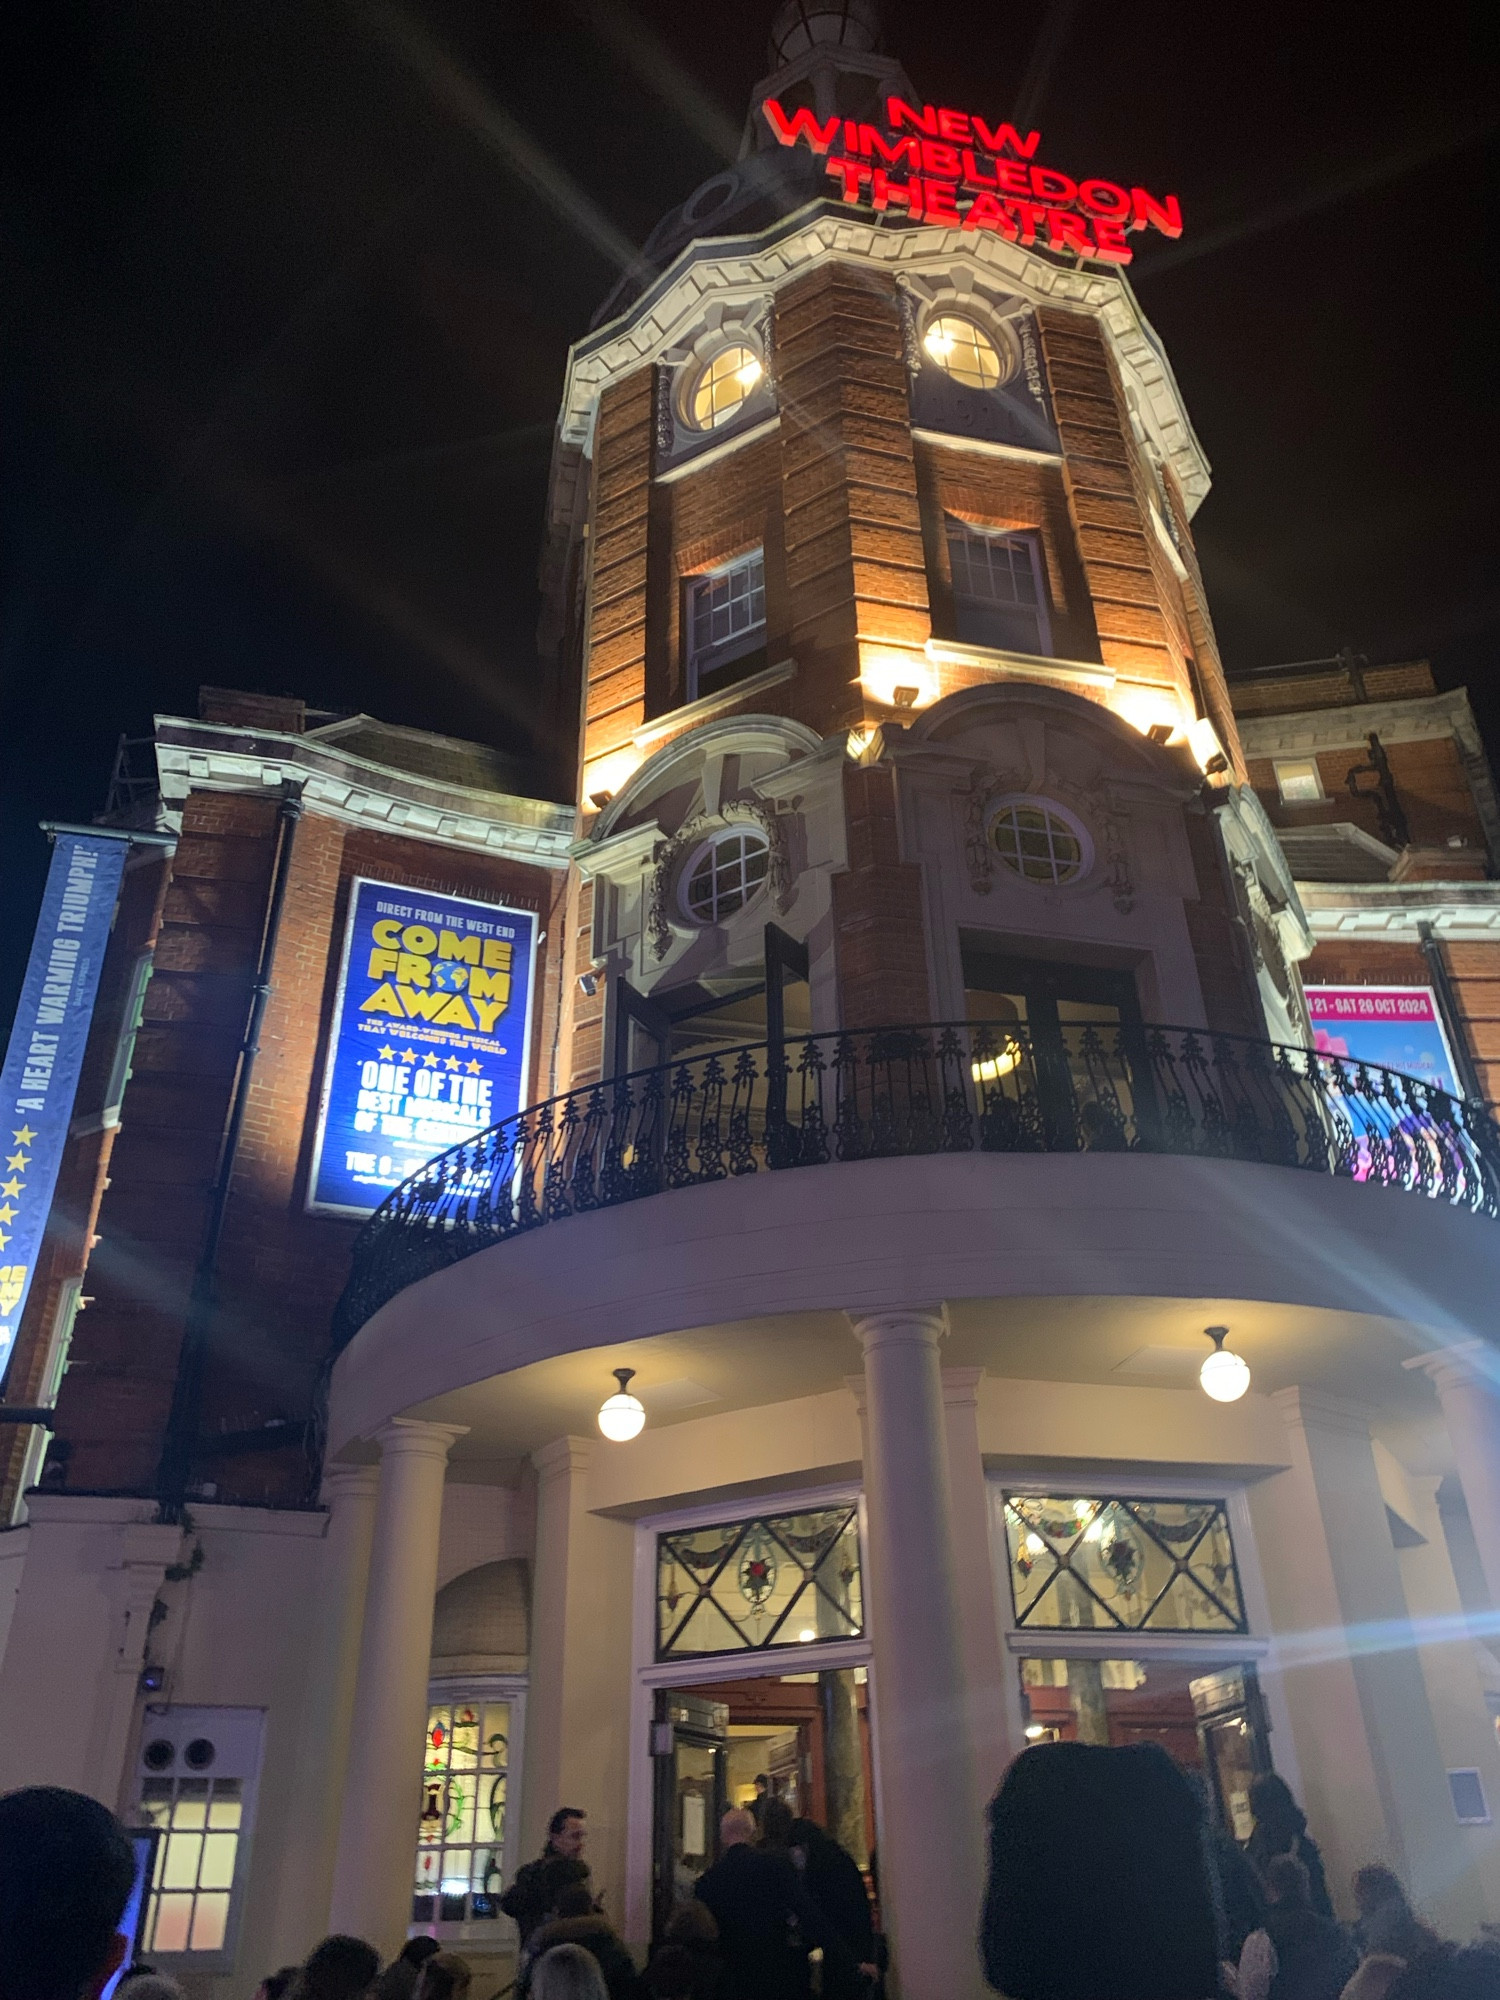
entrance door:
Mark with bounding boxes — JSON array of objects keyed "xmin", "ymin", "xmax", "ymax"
[
  {"xmin": 1191, "ymin": 1665, "xmax": 1273, "ymax": 1841},
  {"xmin": 651, "ymin": 1692, "xmax": 728, "ymax": 1942},
  {"xmin": 961, "ymin": 945, "xmax": 1148, "ymax": 1150}
]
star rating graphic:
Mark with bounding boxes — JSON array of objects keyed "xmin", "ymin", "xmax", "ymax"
[
  {"xmin": 421, "ymin": 1052, "xmax": 439, "ymax": 1068},
  {"xmin": 5, "ymin": 1152, "xmax": 29, "ymax": 1173},
  {"xmin": 11, "ymin": 1128, "xmax": 36, "ymax": 1147},
  {"xmin": 444, "ymin": 1056, "xmax": 461, "ymax": 1071},
  {"xmin": 0, "ymin": 1178, "xmax": 22, "ymax": 1200},
  {"xmin": 466, "ymin": 1060, "xmax": 483, "ymax": 1075},
  {"xmin": 0, "ymin": 1205, "xmax": 15, "ymax": 1226},
  {"xmin": 378, "ymin": 1045, "xmax": 396, "ymax": 1061}
]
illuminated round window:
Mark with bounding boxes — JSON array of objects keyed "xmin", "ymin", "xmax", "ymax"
[
  {"xmin": 990, "ymin": 801, "xmax": 1086, "ymax": 885},
  {"xmin": 687, "ymin": 344, "xmax": 764, "ymax": 431},
  {"xmin": 683, "ymin": 830, "xmax": 771, "ymax": 924},
  {"xmin": 923, "ymin": 314, "xmax": 1005, "ymax": 391}
]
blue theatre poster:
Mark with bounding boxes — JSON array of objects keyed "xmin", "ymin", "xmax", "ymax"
[
  {"xmin": 308, "ymin": 878, "xmax": 538, "ymax": 1218},
  {"xmin": 1304, "ymin": 985, "xmax": 1459, "ymax": 1096}
]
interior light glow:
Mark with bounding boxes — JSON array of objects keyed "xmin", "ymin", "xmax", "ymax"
[
  {"xmin": 737, "ymin": 358, "xmax": 764, "ymax": 388},
  {"xmin": 924, "ymin": 325, "xmax": 955, "ymax": 360},
  {"xmin": 598, "ymin": 1366, "xmax": 646, "ymax": 1442},
  {"xmin": 440, "ymin": 1878, "xmax": 470, "ymax": 1896},
  {"xmin": 971, "ymin": 1042, "xmax": 1022, "ymax": 1085},
  {"xmin": 1199, "ymin": 1326, "xmax": 1250, "ymax": 1403},
  {"xmin": 1024, "ymin": 1532, "xmax": 1046, "ymax": 1555},
  {"xmin": 1024, "ymin": 1724, "xmax": 1046, "ymax": 1739},
  {"xmin": 798, "ymin": 1628, "xmax": 817, "ymax": 1643}
]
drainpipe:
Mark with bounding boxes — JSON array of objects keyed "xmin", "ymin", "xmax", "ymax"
[
  {"xmin": 155, "ymin": 780, "xmax": 305, "ymax": 1519},
  {"xmin": 1417, "ymin": 920, "xmax": 1485, "ymax": 1107}
]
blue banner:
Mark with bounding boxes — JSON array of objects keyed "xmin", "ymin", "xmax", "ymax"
[
  {"xmin": 308, "ymin": 877, "xmax": 538, "ymax": 1217},
  {"xmin": 0, "ymin": 831, "xmax": 128, "ymax": 1383}
]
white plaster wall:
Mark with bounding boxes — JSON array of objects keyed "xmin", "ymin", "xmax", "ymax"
[
  {"xmin": 330, "ymin": 1151, "xmax": 1500, "ymax": 1450},
  {"xmin": 436, "ymin": 1481, "xmax": 525, "ymax": 1589},
  {"xmin": 0, "ymin": 1524, "xmax": 28, "ymax": 1672}
]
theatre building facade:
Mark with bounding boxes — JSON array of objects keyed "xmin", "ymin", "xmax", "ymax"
[{"xmin": 4, "ymin": 7, "xmax": 1500, "ymax": 1997}]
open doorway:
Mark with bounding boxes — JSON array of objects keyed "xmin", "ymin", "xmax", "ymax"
[{"xmin": 651, "ymin": 1667, "xmax": 874, "ymax": 1944}]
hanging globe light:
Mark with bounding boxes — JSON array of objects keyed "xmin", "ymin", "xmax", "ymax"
[
  {"xmin": 598, "ymin": 1367, "xmax": 646, "ymax": 1442},
  {"xmin": 1199, "ymin": 1326, "xmax": 1251, "ymax": 1403}
]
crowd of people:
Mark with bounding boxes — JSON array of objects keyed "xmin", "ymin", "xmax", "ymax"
[{"xmin": 2, "ymin": 1754, "xmax": 1498, "ymax": 2000}]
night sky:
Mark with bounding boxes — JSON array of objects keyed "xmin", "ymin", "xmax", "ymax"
[{"xmin": 1, "ymin": 0, "xmax": 1495, "ymax": 1035}]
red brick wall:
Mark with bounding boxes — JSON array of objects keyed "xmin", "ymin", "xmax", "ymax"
[
  {"xmin": 582, "ymin": 370, "xmax": 656, "ymax": 775},
  {"xmin": 1248, "ymin": 736, "xmax": 1486, "ymax": 851},
  {"xmin": 831, "ymin": 762, "xmax": 931, "ymax": 1027},
  {"xmin": 46, "ymin": 796, "xmax": 566, "ymax": 1504}
]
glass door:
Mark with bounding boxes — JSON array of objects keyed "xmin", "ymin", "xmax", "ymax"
[
  {"xmin": 962, "ymin": 945, "xmax": 1147, "ymax": 1149},
  {"xmin": 651, "ymin": 1693, "xmax": 728, "ymax": 1943}
]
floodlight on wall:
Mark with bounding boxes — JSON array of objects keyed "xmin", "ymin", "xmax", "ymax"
[
  {"xmin": 1199, "ymin": 1325, "xmax": 1250, "ymax": 1403},
  {"xmin": 598, "ymin": 1367, "xmax": 646, "ymax": 1442}
]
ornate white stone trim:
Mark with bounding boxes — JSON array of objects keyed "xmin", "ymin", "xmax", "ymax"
[
  {"xmin": 647, "ymin": 794, "xmax": 794, "ymax": 960},
  {"xmin": 1298, "ymin": 883, "xmax": 1500, "ymax": 940},
  {"xmin": 633, "ymin": 657, "xmax": 798, "ymax": 745},
  {"xmin": 559, "ymin": 206, "xmax": 1210, "ymax": 512},
  {"xmin": 910, "ymin": 427, "xmax": 1064, "ymax": 466},
  {"xmin": 924, "ymin": 638, "xmax": 1115, "ymax": 688},
  {"xmin": 1237, "ymin": 689, "xmax": 1482, "ymax": 759},
  {"xmin": 153, "ymin": 719, "xmax": 575, "ymax": 866}
]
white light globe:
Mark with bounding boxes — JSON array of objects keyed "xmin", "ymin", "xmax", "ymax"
[
  {"xmin": 1200, "ymin": 1346, "xmax": 1251, "ymax": 1403},
  {"xmin": 598, "ymin": 1389, "xmax": 646, "ymax": 1442}
]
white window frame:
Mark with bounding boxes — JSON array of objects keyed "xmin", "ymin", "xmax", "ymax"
[
  {"xmin": 987, "ymin": 1470, "xmax": 1302, "ymax": 1801},
  {"xmin": 685, "ymin": 550, "xmax": 767, "ymax": 702},
  {"xmin": 624, "ymin": 1482, "xmax": 877, "ymax": 1946},
  {"xmin": 414, "ymin": 1674, "xmax": 528, "ymax": 1947},
  {"xmin": 131, "ymin": 1704, "xmax": 265, "ymax": 1972},
  {"xmin": 678, "ymin": 828, "xmax": 772, "ymax": 928},
  {"xmin": 1273, "ymin": 757, "xmax": 1328, "ymax": 805},
  {"xmin": 946, "ymin": 518, "xmax": 1053, "ymax": 658}
]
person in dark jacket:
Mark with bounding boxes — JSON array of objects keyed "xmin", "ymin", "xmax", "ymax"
[
  {"xmin": 1236, "ymin": 1855, "xmax": 1356, "ymax": 2000},
  {"xmin": 1185, "ymin": 1774, "xmax": 1265, "ymax": 1963},
  {"xmin": 372, "ymin": 1941, "xmax": 440, "ymax": 2000},
  {"xmin": 644, "ymin": 1901, "xmax": 721, "ymax": 2000},
  {"xmin": 1246, "ymin": 1776, "xmax": 1334, "ymax": 1922},
  {"xmin": 501, "ymin": 1810, "xmax": 592, "ymax": 1949},
  {"xmin": 695, "ymin": 1808, "xmax": 856, "ymax": 2000},
  {"xmin": 789, "ymin": 1818, "xmax": 876, "ymax": 1998},
  {"xmin": 1351, "ymin": 1867, "xmax": 1441, "ymax": 1969},
  {"xmin": 518, "ymin": 1887, "xmax": 638, "ymax": 2000},
  {"xmin": 982, "ymin": 1740, "xmax": 1219, "ymax": 2000}
]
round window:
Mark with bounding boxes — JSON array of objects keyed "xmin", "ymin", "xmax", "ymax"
[
  {"xmin": 989, "ymin": 801, "xmax": 1086, "ymax": 885},
  {"xmin": 686, "ymin": 343, "xmax": 764, "ymax": 431},
  {"xmin": 683, "ymin": 830, "xmax": 771, "ymax": 924},
  {"xmin": 922, "ymin": 314, "xmax": 1009, "ymax": 391}
]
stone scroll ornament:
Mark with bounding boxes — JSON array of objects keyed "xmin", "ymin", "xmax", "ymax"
[
  {"xmin": 647, "ymin": 796, "xmax": 794, "ymax": 960},
  {"xmin": 962, "ymin": 763, "xmax": 1133, "ymax": 913}
]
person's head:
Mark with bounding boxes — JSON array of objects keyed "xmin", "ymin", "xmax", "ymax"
[
  {"xmin": 531, "ymin": 1944, "xmax": 607, "ymax": 2000},
  {"xmin": 664, "ymin": 1901, "xmax": 718, "ymax": 1946},
  {"xmin": 789, "ymin": 1816, "xmax": 831, "ymax": 1858},
  {"xmin": 117, "ymin": 1979, "xmax": 184, "ymax": 2000},
  {"xmin": 0, "ymin": 1786, "xmax": 137, "ymax": 2000},
  {"xmin": 983, "ymin": 1742, "xmax": 1218, "ymax": 2000},
  {"xmin": 759, "ymin": 1798, "xmax": 795, "ymax": 1850},
  {"xmin": 256, "ymin": 1967, "xmax": 302, "ymax": 2000},
  {"xmin": 1265, "ymin": 1855, "xmax": 1311, "ymax": 1911},
  {"xmin": 1249, "ymin": 1774, "xmax": 1306, "ymax": 1845},
  {"xmin": 1354, "ymin": 1866, "xmax": 1408, "ymax": 1919},
  {"xmin": 412, "ymin": 1953, "xmax": 468, "ymax": 2000},
  {"xmin": 553, "ymin": 1885, "xmax": 597, "ymax": 1922},
  {"xmin": 753, "ymin": 1775, "xmax": 769, "ymax": 1796},
  {"xmin": 719, "ymin": 1808, "xmax": 756, "ymax": 1850},
  {"xmin": 397, "ymin": 1942, "xmax": 440, "ymax": 1973},
  {"xmin": 295, "ymin": 1935, "xmax": 381, "ymax": 2000},
  {"xmin": 547, "ymin": 1809, "xmax": 587, "ymax": 1861}
]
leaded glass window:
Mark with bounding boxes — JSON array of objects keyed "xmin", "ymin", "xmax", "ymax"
[
  {"xmin": 414, "ymin": 1700, "xmax": 512, "ymax": 1924},
  {"xmin": 1003, "ymin": 1494, "xmax": 1247, "ymax": 1634},
  {"xmin": 657, "ymin": 1505, "xmax": 863, "ymax": 1659},
  {"xmin": 138, "ymin": 1777, "xmax": 242, "ymax": 1953}
]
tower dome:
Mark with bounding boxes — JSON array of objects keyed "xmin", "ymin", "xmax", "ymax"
[{"xmin": 767, "ymin": 0, "xmax": 883, "ymax": 65}]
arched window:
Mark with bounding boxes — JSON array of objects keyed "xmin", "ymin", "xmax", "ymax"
[
  {"xmin": 988, "ymin": 801, "xmax": 1087, "ymax": 885},
  {"xmin": 685, "ymin": 343, "xmax": 764, "ymax": 430},
  {"xmin": 682, "ymin": 829, "xmax": 771, "ymax": 924}
]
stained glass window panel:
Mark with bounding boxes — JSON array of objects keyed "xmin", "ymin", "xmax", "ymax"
[
  {"xmin": 656, "ymin": 1505, "xmax": 864, "ymax": 1660},
  {"xmin": 413, "ymin": 1700, "xmax": 510, "ymax": 1924},
  {"xmin": 1003, "ymin": 1495, "xmax": 1247, "ymax": 1635}
]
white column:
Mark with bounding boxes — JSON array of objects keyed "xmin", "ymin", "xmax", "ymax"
[
  {"xmin": 330, "ymin": 1420, "xmax": 465, "ymax": 1956},
  {"xmin": 942, "ymin": 1369, "xmax": 1015, "ymax": 1808},
  {"xmin": 268, "ymin": 1465, "xmax": 380, "ymax": 1963},
  {"xmin": 852, "ymin": 1309, "xmax": 985, "ymax": 2000},
  {"xmin": 1406, "ymin": 1342, "xmax": 1500, "ymax": 1609},
  {"xmin": 1252, "ymin": 1389, "xmax": 1482, "ymax": 1933}
]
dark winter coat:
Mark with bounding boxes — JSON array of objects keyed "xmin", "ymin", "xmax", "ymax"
[
  {"xmin": 519, "ymin": 1913, "xmax": 641, "ymax": 2000},
  {"xmin": 695, "ymin": 1845, "xmax": 855, "ymax": 2000},
  {"xmin": 499, "ymin": 1851, "xmax": 593, "ymax": 1946},
  {"xmin": 1263, "ymin": 1907, "xmax": 1358, "ymax": 2000}
]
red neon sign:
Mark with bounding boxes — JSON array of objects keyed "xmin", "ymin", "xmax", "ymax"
[{"xmin": 763, "ymin": 96, "xmax": 1182, "ymax": 265}]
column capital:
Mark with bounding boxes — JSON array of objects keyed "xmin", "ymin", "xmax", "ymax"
[
  {"xmin": 1403, "ymin": 1340, "xmax": 1500, "ymax": 1397},
  {"xmin": 941, "ymin": 1367, "xmax": 985, "ymax": 1408},
  {"xmin": 320, "ymin": 1463, "xmax": 381, "ymax": 1505},
  {"xmin": 1270, "ymin": 1385, "xmax": 1375, "ymax": 1438},
  {"xmin": 369, "ymin": 1418, "xmax": 468, "ymax": 1461},
  {"xmin": 532, "ymin": 1436, "xmax": 592, "ymax": 1483},
  {"xmin": 847, "ymin": 1306, "xmax": 947, "ymax": 1356}
]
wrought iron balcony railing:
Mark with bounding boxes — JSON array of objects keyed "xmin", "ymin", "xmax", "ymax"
[{"xmin": 331, "ymin": 1021, "xmax": 1500, "ymax": 1348}]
